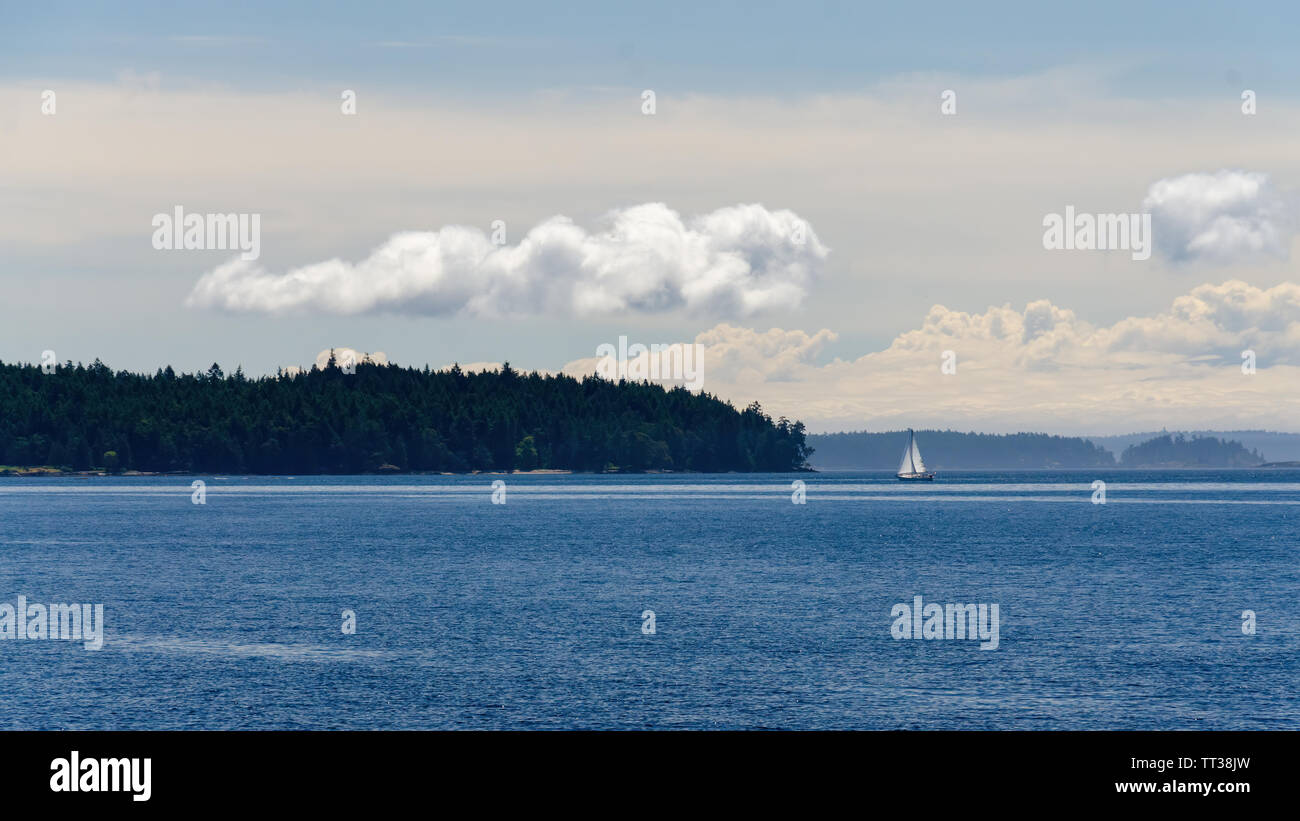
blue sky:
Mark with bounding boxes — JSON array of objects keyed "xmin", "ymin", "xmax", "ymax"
[
  {"xmin": 8, "ymin": 0, "xmax": 1298, "ymax": 97},
  {"xmin": 4, "ymin": 1, "xmax": 1300, "ymax": 433}
]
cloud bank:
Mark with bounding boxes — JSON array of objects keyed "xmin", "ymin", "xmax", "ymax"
[
  {"xmin": 558, "ymin": 281, "xmax": 1300, "ymax": 435},
  {"xmin": 185, "ymin": 203, "xmax": 826, "ymax": 318},
  {"xmin": 1143, "ymin": 171, "xmax": 1294, "ymax": 264}
]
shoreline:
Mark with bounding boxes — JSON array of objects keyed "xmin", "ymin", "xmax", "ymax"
[{"xmin": 0, "ymin": 467, "xmax": 819, "ymax": 478}]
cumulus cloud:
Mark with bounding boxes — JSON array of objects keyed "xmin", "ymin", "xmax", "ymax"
[
  {"xmin": 280, "ymin": 348, "xmax": 388, "ymax": 377},
  {"xmin": 185, "ymin": 203, "xmax": 827, "ymax": 318},
  {"xmin": 691, "ymin": 324, "xmax": 837, "ymax": 383},
  {"xmin": 312, "ymin": 348, "xmax": 387, "ymax": 369},
  {"xmin": 878, "ymin": 280, "xmax": 1300, "ymax": 365},
  {"xmin": 568, "ymin": 282, "xmax": 1300, "ymax": 434},
  {"xmin": 560, "ymin": 324, "xmax": 834, "ymax": 392},
  {"xmin": 1142, "ymin": 170, "xmax": 1294, "ymax": 264}
]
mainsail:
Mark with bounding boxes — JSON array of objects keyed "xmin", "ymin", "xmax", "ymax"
[{"xmin": 898, "ymin": 430, "xmax": 926, "ymax": 474}]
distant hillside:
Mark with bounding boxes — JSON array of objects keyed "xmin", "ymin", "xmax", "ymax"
[
  {"xmin": 806, "ymin": 430, "xmax": 1116, "ymax": 470},
  {"xmin": 1119, "ymin": 434, "xmax": 1263, "ymax": 468},
  {"xmin": 1086, "ymin": 430, "xmax": 1300, "ymax": 463}
]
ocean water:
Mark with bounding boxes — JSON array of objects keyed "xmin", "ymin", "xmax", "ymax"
[{"xmin": 1, "ymin": 470, "xmax": 1297, "ymax": 730}]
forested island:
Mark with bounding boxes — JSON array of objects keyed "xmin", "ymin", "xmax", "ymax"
[
  {"xmin": 1088, "ymin": 430, "xmax": 1300, "ymax": 462},
  {"xmin": 1118, "ymin": 433, "xmax": 1262, "ymax": 468},
  {"xmin": 0, "ymin": 359, "xmax": 813, "ymax": 474}
]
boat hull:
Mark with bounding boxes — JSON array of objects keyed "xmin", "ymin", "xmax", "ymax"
[{"xmin": 896, "ymin": 472, "xmax": 935, "ymax": 481}]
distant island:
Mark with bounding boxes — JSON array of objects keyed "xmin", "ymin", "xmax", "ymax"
[
  {"xmin": 1117, "ymin": 433, "xmax": 1262, "ymax": 468},
  {"xmin": 0, "ymin": 359, "xmax": 813, "ymax": 474},
  {"xmin": 809, "ymin": 430, "xmax": 1268, "ymax": 470},
  {"xmin": 1085, "ymin": 430, "xmax": 1300, "ymax": 462}
]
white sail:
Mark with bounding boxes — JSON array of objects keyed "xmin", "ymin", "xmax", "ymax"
[
  {"xmin": 897, "ymin": 429, "xmax": 932, "ymax": 479},
  {"xmin": 898, "ymin": 430, "xmax": 927, "ymax": 475},
  {"xmin": 898, "ymin": 436, "xmax": 915, "ymax": 474},
  {"xmin": 909, "ymin": 435, "xmax": 926, "ymax": 473}
]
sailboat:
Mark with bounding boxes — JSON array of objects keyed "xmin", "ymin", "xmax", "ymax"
[{"xmin": 896, "ymin": 429, "xmax": 935, "ymax": 481}]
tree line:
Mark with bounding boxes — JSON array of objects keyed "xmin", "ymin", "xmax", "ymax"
[
  {"xmin": 1119, "ymin": 434, "xmax": 1262, "ymax": 467},
  {"xmin": 0, "ymin": 358, "xmax": 813, "ymax": 474},
  {"xmin": 807, "ymin": 429, "xmax": 1117, "ymax": 470},
  {"xmin": 809, "ymin": 429, "xmax": 1267, "ymax": 469}
]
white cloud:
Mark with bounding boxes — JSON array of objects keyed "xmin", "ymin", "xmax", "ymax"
[
  {"xmin": 563, "ymin": 281, "xmax": 1300, "ymax": 434},
  {"xmin": 279, "ymin": 348, "xmax": 388, "ymax": 377},
  {"xmin": 311, "ymin": 348, "xmax": 387, "ymax": 369},
  {"xmin": 691, "ymin": 324, "xmax": 837, "ymax": 383},
  {"xmin": 1142, "ymin": 170, "xmax": 1294, "ymax": 264},
  {"xmin": 11, "ymin": 77, "xmax": 1300, "ymax": 381},
  {"xmin": 185, "ymin": 203, "xmax": 827, "ymax": 318}
]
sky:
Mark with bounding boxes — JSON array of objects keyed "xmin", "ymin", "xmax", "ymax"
[{"xmin": 4, "ymin": 1, "xmax": 1300, "ymax": 434}]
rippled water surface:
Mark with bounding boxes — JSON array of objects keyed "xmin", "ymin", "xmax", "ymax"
[{"xmin": 2, "ymin": 471, "xmax": 1297, "ymax": 729}]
